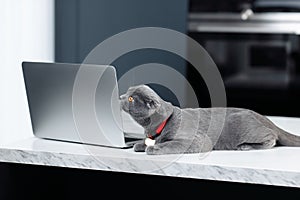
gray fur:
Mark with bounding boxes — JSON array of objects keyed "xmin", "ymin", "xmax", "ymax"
[{"xmin": 120, "ymin": 85, "xmax": 300, "ymax": 155}]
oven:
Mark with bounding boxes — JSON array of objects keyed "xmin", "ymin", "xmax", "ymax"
[{"xmin": 187, "ymin": 0, "xmax": 300, "ymax": 116}]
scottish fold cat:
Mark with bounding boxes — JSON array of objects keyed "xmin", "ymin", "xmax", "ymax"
[{"xmin": 120, "ymin": 85, "xmax": 300, "ymax": 155}]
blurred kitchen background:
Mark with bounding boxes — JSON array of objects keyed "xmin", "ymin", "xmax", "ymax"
[
  {"xmin": 55, "ymin": 0, "xmax": 300, "ymax": 118},
  {"xmin": 188, "ymin": 0, "xmax": 300, "ymax": 117}
]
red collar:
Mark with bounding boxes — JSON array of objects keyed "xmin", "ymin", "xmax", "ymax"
[{"xmin": 147, "ymin": 117, "xmax": 169, "ymax": 139}]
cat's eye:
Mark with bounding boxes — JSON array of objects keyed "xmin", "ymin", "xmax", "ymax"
[{"xmin": 128, "ymin": 96, "xmax": 134, "ymax": 102}]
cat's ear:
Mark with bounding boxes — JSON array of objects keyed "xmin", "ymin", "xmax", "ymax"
[{"xmin": 146, "ymin": 99, "xmax": 160, "ymax": 109}]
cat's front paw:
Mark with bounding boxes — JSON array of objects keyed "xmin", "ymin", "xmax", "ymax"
[
  {"xmin": 237, "ymin": 144, "xmax": 253, "ymax": 151},
  {"xmin": 133, "ymin": 142, "xmax": 146, "ymax": 152},
  {"xmin": 145, "ymin": 145, "xmax": 161, "ymax": 155}
]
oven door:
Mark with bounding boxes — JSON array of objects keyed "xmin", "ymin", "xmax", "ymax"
[{"xmin": 187, "ymin": 13, "xmax": 300, "ymax": 116}]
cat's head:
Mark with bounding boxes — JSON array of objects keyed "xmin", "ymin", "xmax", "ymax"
[{"xmin": 120, "ymin": 85, "xmax": 162, "ymax": 119}]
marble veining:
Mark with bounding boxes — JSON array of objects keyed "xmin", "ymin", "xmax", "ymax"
[
  {"xmin": 1, "ymin": 116, "xmax": 300, "ymax": 188},
  {"xmin": 1, "ymin": 138, "xmax": 300, "ymax": 188}
]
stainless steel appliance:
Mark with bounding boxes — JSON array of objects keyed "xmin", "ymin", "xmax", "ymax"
[{"xmin": 188, "ymin": 0, "xmax": 300, "ymax": 116}]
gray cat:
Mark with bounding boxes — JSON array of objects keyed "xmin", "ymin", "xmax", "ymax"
[{"xmin": 120, "ymin": 84, "xmax": 300, "ymax": 155}]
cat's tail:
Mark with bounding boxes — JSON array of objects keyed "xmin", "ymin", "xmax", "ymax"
[{"xmin": 277, "ymin": 128, "xmax": 300, "ymax": 146}]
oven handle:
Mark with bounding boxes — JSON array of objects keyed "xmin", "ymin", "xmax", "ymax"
[{"xmin": 189, "ymin": 22, "xmax": 300, "ymax": 35}]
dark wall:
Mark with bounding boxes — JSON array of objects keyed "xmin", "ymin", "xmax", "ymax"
[
  {"xmin": 55, "ymin": 0, "xmax": 188, "ymax": 63},
  {"xmin": 55, "ymin": 0, "xmax": 189, "ymax": 105}
]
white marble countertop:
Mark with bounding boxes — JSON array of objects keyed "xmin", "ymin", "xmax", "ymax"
[{"xmin": 1, "ymin": 116, "xmax": 300, "ymax": 188}]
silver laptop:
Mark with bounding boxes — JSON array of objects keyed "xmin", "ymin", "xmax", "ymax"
[{"xmin": 22, "ymin": 61, "xmax": 143, "ymax": 148}]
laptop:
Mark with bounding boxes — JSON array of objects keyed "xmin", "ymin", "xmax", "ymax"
[{"xmin": 22, "ymin": 61, "xmax": 143, "ymax": 148}]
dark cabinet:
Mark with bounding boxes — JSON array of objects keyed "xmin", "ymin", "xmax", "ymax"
[{"xmin": 55, "ymin": 0, "xmax": 188, "ymax": 105}]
